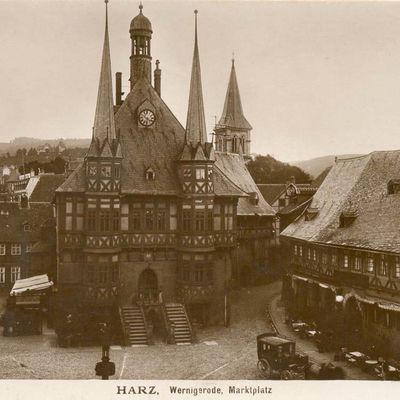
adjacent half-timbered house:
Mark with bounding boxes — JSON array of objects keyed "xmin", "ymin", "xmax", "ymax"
[{"xmin": 281, "ymin": 152, "xmax": 400, "ymax": 356}]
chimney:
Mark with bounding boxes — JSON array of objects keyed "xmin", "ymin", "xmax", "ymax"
[
  {"xmin": 154, "ymin": 60, "xmax": 161, "ymax": 97},
  {"xmin": 115, "ymin": 72, "xmax": 124, "ymax": 106}
]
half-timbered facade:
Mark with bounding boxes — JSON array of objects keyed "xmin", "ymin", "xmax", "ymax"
[
  {"xmin": 281, "ymin": 152, "xmax": 400, "ymax": 356},
  {"xmin": 55, "ymin": 4, "xmax": 276, "ymax": 335}
]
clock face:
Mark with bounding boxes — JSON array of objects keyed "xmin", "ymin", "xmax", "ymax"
[{"xmin": 139, "ymin": 109, "xmax": 155, "ymax": 127}]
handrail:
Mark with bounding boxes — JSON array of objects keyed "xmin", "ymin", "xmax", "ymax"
[
  {"xmin": 181, "ymin": 302, "xmax": 194, "ymax": 343},
  {"xmin": 161, "ymin": 302, "xmax": 175, "ymax": 344},
  {"xmin": 118, "ymin": 306, "xmax": 129, "ymax": 346},
  {"xmin": 139, "ymin": 303, "xmax": 152, "ymax": 345}
]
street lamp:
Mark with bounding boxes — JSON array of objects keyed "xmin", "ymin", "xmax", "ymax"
[{"xmin": 95, "ymin": 323, "xmax": 115, "ymax": 380}]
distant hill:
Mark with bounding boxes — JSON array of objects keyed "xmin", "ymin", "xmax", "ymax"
[
  {"xmin": 291, "ymin": 154, "xmax": 362, "ymax": 179},
  {"xmin": 0, "ymin": 137, "xmax": 91, "ymax": 156}
]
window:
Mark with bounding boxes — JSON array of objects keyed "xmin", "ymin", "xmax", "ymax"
[
  {"xmin": 132, "ymin": 211, "xmax": 141, "ymax": 231},
  {"xmin": 183, "ymin": 168, "xmax": 191, "ymax": 178},
  {"xmin": 98, "ymin": 265, "xmax": 108, "ymax": 284},
  {"xmin": 146, "ymin": 168, "xmax": 155, "ymax": 181},
  {"xmin": 183, "ymin": 210, "xmax": 191, "ymax": 231},
  {"xmin": 366, "ymin": 256, "xmax": 375, "ymax": 273},
  {"xmin": 294, "ymin": 245, "xmax": 298, "ymax": 256},
  {"xmin": 11, "ymin": 244, "xmax": 21, "ymax": 256},
  {"xmin": 23, "ymin": 224, "xmax": 31, "ymax": 232},
  {"xmin": 379, "ymin": 257, "xmax": 388, "ymax": 276},
  {"xmin": 113, "ymin": 211, "xmax": 119, "ymax": 231},
  {"xmin": 25, "ymin": 243, "xmax": 33, "ymax": 253},
  {"xmin": 395, "ymin": 258, "xmax": 400, "ymax": 279},
  {"xmin": 99, "ymin": 211, "xmax": 110, "ymax": 232},
  {"xmin": 299, "ymin": 246, "xmax": 303, "ymax": 257},
  {"xmin": 11, "ymin": 266, "xmax": 20, "ymax": 283},
  {"xmin": 87, "ymin": 211, "xmax": 96, "ymax": 231},
  {"xmin": 111, "ymin": 265, "xmax": 119, "ymax": 283},
  {"xmin": 331, "ymin": 253, "xmax": 337, "ymax": 266},
  {"xmin": 0, "ymin": 267, "xmax": 5, "ymax": 283},
  {"xmin": 196, "ymin": 168, "xmax": 205, "ymax": 180},
  {"xmin": 0, "ymin": 244, "xmax": 5, "ymax": 255},
  {"xmin": 322, "ymin": 253, "xmax": 328, "ymax": 265},
  {"xmin": 101, "ymin": 166, "xmax": 111, "ymax": 177},
  {"xmin": 312, "ymin": 249, "xmax": 317, "ymax": 262},
  {"xmin": 194, "ymin": 265, "xmax": 203, "ymax": 282},
  {"xmin": 343, "ymin": 255, "xmax": 349, "ymax": 268},
  {"xmin": 307, "ymin": 248, "xmax": 311, "ymax": 260},
  {"xmin": 145, "ymin": 209, "xmax": 154, "ymax": 230},
  {"xmin": 114, "ymin": 166, "xmax": 120, "ymax": 179},
  {"xmin": 66, "ymin": 201, "xmax": 73, "ymax": 214},
  {"xmin": 170, "ymin": 204, "xmax": 177, "ymax": 231},
  {"xmin": 86, "ymin": 265, "xmax": 95, "ymax": 283},
  {"xmin": 182, "ymin": 266, "xmax": 190, "ymax": 282},
  {"xmin": 65, "ymin": 216, "xmax": 72, "ymax": 231},
  {"xmin": 195, "ymin": 212, "xmax": 205, "ymax": 232},
  {"xmin": 157, "ymin": 211, "xmax": 166, "ymax": 231},
  {"xmin": 354, "ymin": 256, "xmax": 362, "ymax": 271}
]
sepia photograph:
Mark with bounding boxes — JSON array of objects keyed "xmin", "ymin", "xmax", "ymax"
[{"xmin": 1, "ymin": 0, "xmax": 400, "ymax": 394}]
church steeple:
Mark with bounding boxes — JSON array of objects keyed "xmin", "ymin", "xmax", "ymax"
[
  {"xmin": 92, "ymin": 0, "xmax": 116, "ymax": 145},
  {"xmin": 215, "ymin": 58, "xmax": 252, "ymax": 156},
  {"xmin": 218, "ymin": 58, "xmax": 252, "ymax": 131},
  {"xmin": 185, "ymin": 10, "xmax": 207, "ymax": 145}
]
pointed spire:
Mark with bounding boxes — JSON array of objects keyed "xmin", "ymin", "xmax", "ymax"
[
  {"xmin": 185, "ymin": 10, "xmax": 207, "ymax": 145},
  {"xmin": 92, "ymin": 0, "xmax": 116, "ymax": 144},
  {"xmin": 218, "ymin": 58, "xmax": 252, "ymax": 130}
]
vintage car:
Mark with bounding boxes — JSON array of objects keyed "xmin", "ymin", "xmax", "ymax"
[{"xmin": 257, "ymin": 333, "xmax": 309, "ymax": 379}]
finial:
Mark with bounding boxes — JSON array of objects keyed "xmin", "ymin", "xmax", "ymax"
[
  {"xmin": 194, "ymin": 10, "xmax": 198, "ymax": 42},
  {"xmin": 232, "ymin": 51, "xmax": 235, "ymax": 66},
  {"xmin": 105, "ymin": 0, "xmax": 109, "ymax": 30},
  {"xmin": 139, "ymin": 2, "xmax": 143, "ymax": 13},
  {"xmin": 156, "ymin": 59, "xmax": 160, "ymax": 69}
]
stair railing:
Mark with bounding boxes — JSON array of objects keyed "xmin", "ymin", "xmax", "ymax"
[
  {"xmin": 118, "ymin": 306, "xmax": 129, "ymax": 347},
  {"xmin": 139, "ymin": 303, "xmax": 153, "ymax": 345},
  {"xmin": 161, "ymin": 302, "xmax": 175, "ymax": 344},
  {"xmin": 181, "ymin": 303, "xmax": 195, "ymax": 343}
]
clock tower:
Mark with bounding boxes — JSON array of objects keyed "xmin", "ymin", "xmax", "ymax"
[{"xmin": 129, "ymin": 4, "xmax": 153, "ymax": 90}]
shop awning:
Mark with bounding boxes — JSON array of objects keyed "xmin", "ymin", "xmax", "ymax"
[{"xmin": 10, "ymin": 274, "xmax": 53, "ymax": 295}]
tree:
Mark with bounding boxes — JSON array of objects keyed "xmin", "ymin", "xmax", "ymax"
[{"xmin": 247, "ymin": 154, "xmax": 311, "ymax": 184}]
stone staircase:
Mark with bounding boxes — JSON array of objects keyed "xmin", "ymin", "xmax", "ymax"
[
  {"xmin": 164, "ymin": 303, "xmax": 192, "ymax": 345},
  {"xmin": 121, "ymin": 305, "xmax": 149, "ymax": 346}
]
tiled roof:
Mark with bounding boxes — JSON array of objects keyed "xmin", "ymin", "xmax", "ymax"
[
  {"xmin": 0, "ymin": 202, "xmax": 53, "ymax": 242},
  {"xmin": 29, "ymin": 174, "xmax": 66, "ymax": 203},
  {"xmin": 282, "ymin": 151, "xmax": 400, "ymax": 253},
  {"xmin": 215, "ymin": 152, "xmax": 275, "ymax": 216}
]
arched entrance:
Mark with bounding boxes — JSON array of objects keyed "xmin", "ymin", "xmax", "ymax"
[{"xmin": 138, "ymin": 268, "xmax": 158, "ymax": 304}]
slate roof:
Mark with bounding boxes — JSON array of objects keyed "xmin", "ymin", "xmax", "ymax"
[
  {"xmin": 29, "ymin": 174, "xmax": 66, "ymax": 203},
  {"xmin": 185, "ymin": 11, "xmax": 207, "ymax": 145},
  {"xmin": 214, "ymin": 152, "xmax": 275, "ymax": 216},
  {"xmin": 0, "ymin": 202, "xmax": 53, "ymax": 242},
  {"xmin": 258, "ymin": 184, "xmax": 286, "ymax": 205},
  {"xmin": 217, "ymin": 60, "xmax": 252, "ymax": 131},
  {"xmin": 282, "ymin": 151, "xmax": 400, "ymax": 253}
]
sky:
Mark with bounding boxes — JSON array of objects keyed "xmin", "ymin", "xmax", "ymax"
[{"xmin": 2, "ymin": 1, "xmax": 400, "ymax": 162}]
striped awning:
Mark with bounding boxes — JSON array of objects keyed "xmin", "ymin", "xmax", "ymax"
[{"xmin": 10, "ymin": 274, "xmax": 53, "ymax": 295}]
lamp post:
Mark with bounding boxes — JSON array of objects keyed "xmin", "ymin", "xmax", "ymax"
[{"xmin": 95, "ymin": 323, "xmax": 115, "ymax": 380}]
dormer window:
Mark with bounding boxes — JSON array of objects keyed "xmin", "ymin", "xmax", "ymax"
[
  {"xmin": 146, "ymin": 168, "xmax": 155, "ymax": 181},
  {"xmin": 388, "ymin": 179, "xmax": 400, "ymax": 194},
  {"xmin": 305, "ymin": 207, "xmax": 319, "ymax": 221},
  {"xmin": 23, "ymin": 224, "xmax": 31, "ymax": 232},
  {"xmin": 339, "ymin": 210, "xmax": 358, "ymax": 227},
  {"xmin": 249, "ymin": 192, "xmax": 259, "ymax": 205}
]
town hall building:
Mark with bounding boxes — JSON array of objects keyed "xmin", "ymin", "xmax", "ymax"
[{"xmin": 55, "ymin": 3, "xmax": 277, "ymax": 345}]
